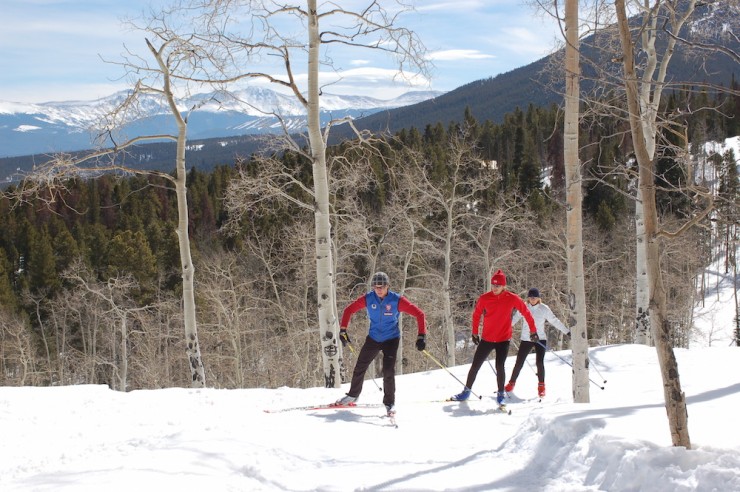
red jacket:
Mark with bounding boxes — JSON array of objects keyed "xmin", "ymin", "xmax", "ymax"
[{"xmin": 472, "ymin": 290, "xmax": 536, "ymax": 342}]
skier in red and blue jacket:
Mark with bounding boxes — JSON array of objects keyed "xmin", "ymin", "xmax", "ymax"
[{"xmin": 335, "ymin": 272, "xmax": 426, "ymax": 416}]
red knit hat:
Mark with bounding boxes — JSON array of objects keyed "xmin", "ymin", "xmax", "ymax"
[{"xmin": 491, "ymin": 269, "xmax": 507, "ymax": 286}]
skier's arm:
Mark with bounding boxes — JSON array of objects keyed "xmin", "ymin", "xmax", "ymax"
[
  {"xmin": 544, "ymin": 305, "xmax": 569, "ymax": 334},
  {"xmin": 515, "ymin": 298, "xmax": 537, "ymax": 335},
  {"xmin": 398, "ymin": 297, "xmax": 427, "ymax": 335},
  {"xmin": 339, "ymin": 295, "xmax": 367, "ymax": 329},
  {"xmin": 471, "ymin": 298, "xmax": 484, "ymax": 336}
]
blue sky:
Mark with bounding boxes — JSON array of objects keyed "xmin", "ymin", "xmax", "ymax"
[{"xmin": 0, "ymin": 0, "xmax": 560, "ymax": 103}]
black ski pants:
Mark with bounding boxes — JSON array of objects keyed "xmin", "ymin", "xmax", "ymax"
[
  {"xmin": 509, "ymin": 340, "xmax": 547, "ymax": 384},
  {"xmin": 464, "ymin": 339, "xmax": 510, "ymax": 393},
  {"xmin": 347, "ymin": 335, "xmax": 399, "ymax": 406}
]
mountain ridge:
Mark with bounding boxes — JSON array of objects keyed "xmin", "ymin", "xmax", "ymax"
[{"xmin": 0, "ymin": 88, "xmax": 444, "ymax": 159}]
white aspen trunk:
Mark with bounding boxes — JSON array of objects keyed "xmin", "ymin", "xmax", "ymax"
[
  {"xmin": 175, "ymin": 123, "xmax": 206, "ymax": 388},
  {"xmin": 396, "ymin": 247, "xmax": 414, "ymax": 376},
  {"xmin": 120, "ymin": 314, "xmax": 128, "ymax": 391},
  {"xmin": 615, "ymin": 0, "xmax": 691, "ymax": 448},
  {"xmin": 444, "ymin": 214, "xmax": 455, "ymax": 367},
  {"xmin": 734, "ymin": 253, "xmax": 739, "ymax": 346},
  {"xmin": 633, "ymin": 24, "xmax": 658, "ymax": 346},
  {"xmin": 148, "ymin": 38, "xmax": 206, "ymax": 387},
  {"xmin": 307, "ymin": 1, "xmax": 341, "ymax": 388},
  {"xmin": 635, "ymin": 198, "xmax": 651, "ymax": 344},
  {"xmin": 564, "ymin": 0, "xmax": 589, "ymax": 403},
  {"xmin": 632, "ymin": 0, "xmax": 688, "ymax": 347}
]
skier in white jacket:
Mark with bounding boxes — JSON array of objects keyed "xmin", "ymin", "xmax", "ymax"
[{"xmin": 505, "ymin": 288, "xmax": 570, "ymax": 397}]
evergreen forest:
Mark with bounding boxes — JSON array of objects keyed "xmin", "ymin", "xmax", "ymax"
[{"xmin": 0, "ymin": 85, "xmax": 738, "ymax": 391}]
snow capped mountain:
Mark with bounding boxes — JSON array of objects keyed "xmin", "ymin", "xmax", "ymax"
[
  {"xmin": 0, "ymin": 87, "xmax": 443, "ymax": 158},
  {"xmin": 690, "ymin": 1, "xmax": 740, "ymax": 39}
]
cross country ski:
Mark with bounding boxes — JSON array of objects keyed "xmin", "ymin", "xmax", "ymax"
[{"xmin": 264, "ymin": 402, "xmax": 384, "ymax": 413}]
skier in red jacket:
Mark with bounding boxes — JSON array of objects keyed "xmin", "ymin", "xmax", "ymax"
[{"xmin": 449, "ymin": 269, "xmax": 537, "ymax": 405}]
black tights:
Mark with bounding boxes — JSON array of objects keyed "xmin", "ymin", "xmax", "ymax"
[
  {"xmin": 464, "ymin": 340, "xmax": 510, "ymax": 393},
  {"xmin": 509, "ymin": 340, "xmax": 547, "ymax": 384},
  {"xmin": 347, "ymin": 336, "xmax": 399, "ymax": 406}
]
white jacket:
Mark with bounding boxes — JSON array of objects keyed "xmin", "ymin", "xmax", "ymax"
[{"xmin": 512, "ymin": 302, "xmax": 569, "ymax": 341}]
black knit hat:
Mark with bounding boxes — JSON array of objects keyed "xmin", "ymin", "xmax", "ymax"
[
  {"xmin": 371, "ymin": 271, "xmax": 389, "ymax": 286},
  {"xmin": 527, "ymin": 288, "xmax": 541, "ymax": 298}
]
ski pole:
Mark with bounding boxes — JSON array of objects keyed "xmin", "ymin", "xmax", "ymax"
[
  {"xmin": 583, "ymin": 351, "xmax": 607, "ymax": 384},
  {"xmin": 561, "ymin": 335, "xmax": 607, "ymax": 384},
  {"xmin": 589, "ymin": 359, "xmax": 607, "ymax": 384},
  {"xmin": 422, "ymin": 349, "xmax": 482, "ymax": 399},
  {"xmin": 345, "ymin": 341, "xmax": 383, "ymax": 392},
  {"xmin": 536, "ymin": 341, "xmax": 605, "ymax": 390},
  {"xmin": 487, "ymin": 359, "xmax": 497, "ymax": 376}
]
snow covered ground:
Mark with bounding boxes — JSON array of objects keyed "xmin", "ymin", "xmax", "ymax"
[{"xmin": 1, "ymin": 345, "xmax": 738, "ymax": 490}]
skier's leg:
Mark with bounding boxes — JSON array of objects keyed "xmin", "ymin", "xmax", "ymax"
[
  {"xmin": 509, "ymin": 341, "xmax": 534, "ymax": 383},
  {"xmin": 348, "ymin": 336, "xmax": 381, "ymax": 397},
  {"xmin": 535, "ymin": 339, "xmax": 547, "ymax": 383},
  {"xmin": 494, "ymin": 341, "xmax": 510, "ymax": 393},
  {"xmin": 380, "ymin": 337, "xmax": 400, "ymax": 406},
  {"xmin": 465, "ymin": 341, "xmax": 495, "ymax": 389}
]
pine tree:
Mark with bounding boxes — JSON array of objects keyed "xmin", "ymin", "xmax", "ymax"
[
  {"xmin": 26, "ymin": 225, "xmax": 59, "ymax": 294},
  {"xmin": 106, "ymin": 230, "xmax": 158, "ymax": 304},
  {"xmin": 0, "ymin": 254, "xmax": 17, "ymax": 311}
]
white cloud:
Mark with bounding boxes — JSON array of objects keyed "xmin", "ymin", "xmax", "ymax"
[
  {"xmin": 417, "ymin": 0, "xmax": 488, "ymax": 12},
  {"xmin": 428, "ymin": 49, "xmax": 495, "ymax": 61},
  {"xmin": 14, "ymin": 125, "xmax": 42, "ymax": 132}
]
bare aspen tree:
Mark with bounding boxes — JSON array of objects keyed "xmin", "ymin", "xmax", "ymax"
[
  {"xmin": 562, "ymin": 0, "xmax": 590, "ymax": 403},
  {"xmin": 63, "ymin": 264, "xmax": 152, "ymax": 391},
  {"xmin": 0, "ymin": 309, "xmax": 36, "ymax": 386},
  {"xmin": 144, "ymin": 38, "xmax": 207, "ymax": 388},
  {"xmin": 12, "ymin": 35, "xmax": 208, "ymax": 387},
  {"xmin": 614, "ymin": 0, "xmax": 699, "ymax": 448}
]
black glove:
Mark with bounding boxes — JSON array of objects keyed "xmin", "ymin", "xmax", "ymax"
[
  {"xmin": 339, "ymin": 329, "xmax": 350, "ymax": 347},
  {"xmin": 530, "ymin": 332, "xmax": 540, "ymax": 343},
  {"xmin": 472, "ymin": 334, "xmax": 480, "ymax": 345},
  {"xmin": 415, "ymin": 334, "xmax": 426, "ymax": 351}
]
